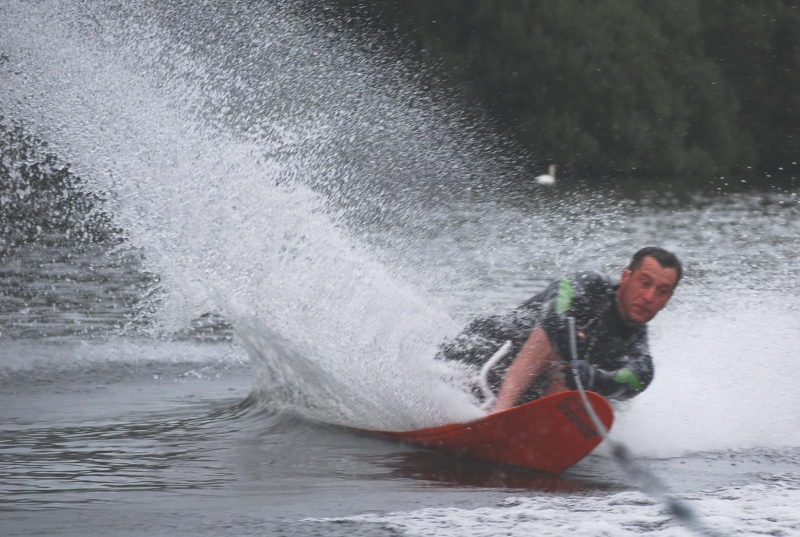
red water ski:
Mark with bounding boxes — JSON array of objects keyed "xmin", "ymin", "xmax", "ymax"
[{"xmin": 373, "ymin": 391, "xmax": 613, "ymax": 474}]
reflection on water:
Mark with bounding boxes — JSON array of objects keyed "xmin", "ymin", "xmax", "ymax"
[
  {"xmin": 371, "ymin": 450, "xmax": 617, "ymax": 492},
  {"xmin": 355, "ymin": 174, "xmax": 800, "ymax": 321},
  {"xmin": 0, "ymin": 395, "xmax": 256, "ymax": 505},
  {"xmin": 3, "ymin": 176, "xmax": 798, "ymax": 340},
  {"xmin": 0, "ymin": 243, "xmax": 233, "ymax": 341},
  {"xmin": 0, "ymin": 244, "xmax": 149, "ymax": 340}
]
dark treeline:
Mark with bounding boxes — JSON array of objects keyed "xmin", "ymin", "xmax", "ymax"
[
  {"xmin": 332, "ymin": 1, "xmax": 800, "ymax": 178},
  {"xmin": 0, "ymin": 120, "xmax": 119, "ymax": 253}
]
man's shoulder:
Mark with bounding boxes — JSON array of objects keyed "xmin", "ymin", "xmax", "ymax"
[
  {"xmin": 565, "ymin": 269, "xmax": 616, "ymax": 291},
  {"xmin": 519, "ymin": 269, "xmax": 614, "ymax": 310},
  {"xmin": 558, "ymin": 270, "xmax": 619, "ymax": 313}
]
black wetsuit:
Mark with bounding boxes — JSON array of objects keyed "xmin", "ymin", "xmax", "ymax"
[{"xmin": 437, "ymin": 270, "xmax": 654, "ymax": 403}]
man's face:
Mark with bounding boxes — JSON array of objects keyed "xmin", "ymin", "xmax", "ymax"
[{"xmin": 616, "ymin": 256, "xmax": 679, "ymax": 324}]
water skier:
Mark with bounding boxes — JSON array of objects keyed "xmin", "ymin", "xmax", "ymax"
[{"xmin": 436, "ymin": 247, "xmax": 681, "ymax": 412}]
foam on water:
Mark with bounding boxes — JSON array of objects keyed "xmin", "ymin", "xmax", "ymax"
[{"xmin": 317, "ymin": 473, "xmax": 800, "ymax": 536}]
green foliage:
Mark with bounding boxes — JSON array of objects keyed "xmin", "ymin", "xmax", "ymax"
[
  {"xmin": 700, "ymin": 0, "xmax": 800, "ymax": 171},
  {"xmin": 358, "ymin": 0, "xmax": 800, "ymax": 177}
]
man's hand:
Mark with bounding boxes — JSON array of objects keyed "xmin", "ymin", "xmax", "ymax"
[{"xmin": 562, "ymin": 360, "xmax": 596, "ymax": 391}]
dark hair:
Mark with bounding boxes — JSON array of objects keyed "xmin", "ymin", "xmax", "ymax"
[{"xmin": 629, "ymin": 247, "xmax": 682, "ymax": 285}]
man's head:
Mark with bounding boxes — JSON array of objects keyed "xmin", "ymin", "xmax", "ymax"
[{"xmin": 617, "ymin": 247, "xmax": 681, "ymax": 324}]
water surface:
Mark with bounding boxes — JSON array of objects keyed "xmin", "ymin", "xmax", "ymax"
[{"xmin": 2, "ymin": 1, "xmax": 800, "ymax": 535}]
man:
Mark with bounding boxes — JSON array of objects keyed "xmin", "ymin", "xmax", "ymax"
[{"xmin": 436, "ymin": 247, "xmax": 681, "ymax": 413}]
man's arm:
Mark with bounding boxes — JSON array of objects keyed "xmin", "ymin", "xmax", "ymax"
[{"xmin": 491, "ymin": 327, "xmax": 561, "ymax": 413}]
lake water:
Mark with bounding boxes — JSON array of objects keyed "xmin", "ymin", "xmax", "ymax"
[{"xmin": 2, "ymin": 1, "xmax": 800, "ymax": 535}]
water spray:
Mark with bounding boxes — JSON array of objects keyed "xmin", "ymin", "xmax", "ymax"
[{"xmin": 565, "ymin": 316, "xmax": 720, "ymax": 537}]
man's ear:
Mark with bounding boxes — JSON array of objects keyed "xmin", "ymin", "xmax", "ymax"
[{"xmin": 619, "ymin": 267, "xmax": 631, "ymax": 286}]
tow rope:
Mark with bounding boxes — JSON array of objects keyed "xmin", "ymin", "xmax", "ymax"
[{"xmin": 565, "ymin": 316, "xmax": 718, "ymax": 536}]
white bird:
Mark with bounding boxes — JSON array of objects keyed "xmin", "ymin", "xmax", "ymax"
[{"xmin": 535, "ymin": 164, "xmax": 556, "ymax": 185}]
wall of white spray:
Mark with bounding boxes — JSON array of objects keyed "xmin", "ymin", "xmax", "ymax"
[{"xmin": 0, "ymin": 0, "xmax": 486, "ymax": 429}]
